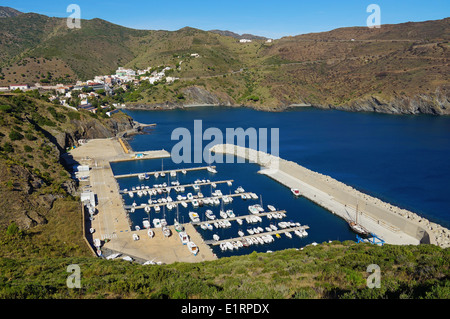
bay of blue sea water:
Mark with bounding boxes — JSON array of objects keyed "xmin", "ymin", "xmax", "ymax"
[{"xmin": 110, "ymin": 106, "xmax": 450, "ymax": 257}]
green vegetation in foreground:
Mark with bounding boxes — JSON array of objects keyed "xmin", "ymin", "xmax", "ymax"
[{"xmin": 0, "ymin": 242, "xmax": 448, "ymax": 299}]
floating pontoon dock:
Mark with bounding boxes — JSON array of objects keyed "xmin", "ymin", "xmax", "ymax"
[
  {"xmin": 205, "ymin": 225, "xmax": 310, "ymax": 246},
  {"xmin": 120, "ymin": 179, "xmax": 233, "ymax": 194},
  {"xmin": 193, "ymin": 210, "xmax": 287, "ymax": 226},
  {"xmin": 114, "ymin": 166, "xmax": 217, "ymax": 179},
  {"xmin": 124, "ymin": 191, "xmax": 255, "ymax": 211}
]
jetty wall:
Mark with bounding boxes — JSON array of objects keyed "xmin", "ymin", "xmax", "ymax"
[{"xmin": 211, "ymin": 144, "xmax": 450, "ymax": 248}]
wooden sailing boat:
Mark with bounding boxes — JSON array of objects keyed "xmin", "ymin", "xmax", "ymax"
[{"xmin": 348, "ymin": 201, "xmax": 370, "ymax": 236}]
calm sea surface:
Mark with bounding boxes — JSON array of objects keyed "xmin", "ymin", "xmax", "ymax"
[{"xmin": 110, "ymin": 106, "xmax": 450, "ymax": 257}]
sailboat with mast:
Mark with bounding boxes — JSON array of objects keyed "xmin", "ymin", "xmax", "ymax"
[
  {"xmin": 348, "ymin": 201, "xmax": 370, "ymax": 236},
  {"xmin": 174, "ymin": 204, "xmax": 184, "ymax": 233}
]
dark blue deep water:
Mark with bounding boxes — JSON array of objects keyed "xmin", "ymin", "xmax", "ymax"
[{"xmin": 111, "ymin": 106, "xmax": 450, "ymax": 257}]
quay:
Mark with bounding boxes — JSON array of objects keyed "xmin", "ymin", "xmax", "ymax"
[
  {"xmin": 69, "ymin": 138, "xmax": 217, "ymax": 263},
  {"xmin": 210, "ymin": 144, "xmax": 450, "ymax": 248},
  {"xmin": 115, "ymin": 166, "xmax": 217, "ymax": 179},
  {"xmin": 119, "ymin": 179, "xmax": 234, "ymax": 194},
  {"xmin": 205, "ymin": 225, "xmax": 310, "ymax": 246}
]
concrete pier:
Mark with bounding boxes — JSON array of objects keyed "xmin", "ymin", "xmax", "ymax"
[{"xmin": 210, "ymin": 144, "xmax": 450, "ymax": 248}]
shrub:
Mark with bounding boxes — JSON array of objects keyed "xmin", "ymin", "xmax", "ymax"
[
  {"xmin": 24, "ymin": 145, "xmax": 33, "ymax": 152},
  {"xmin": 9, "ymin": 130, "xmax": 24, "ymax": 141},
  {"xmin": 2, "ymin": 142, "xmax": 14, "ymax": 153},
  {"xmin": 0, "ymin": 105, "xmax": 13, "ymax": 113}
]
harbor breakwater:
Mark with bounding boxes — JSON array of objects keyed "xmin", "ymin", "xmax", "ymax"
[{"xmin": 210, "ymin": 144, "xmax": 450, "ymax": 248}]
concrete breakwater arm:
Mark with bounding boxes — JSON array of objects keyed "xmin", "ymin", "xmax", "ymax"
[{"xmin": 210, "ymin": 144, "xmax": 450, "ymax": 248}]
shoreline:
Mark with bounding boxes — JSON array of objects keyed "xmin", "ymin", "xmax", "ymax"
[{"xmin": 210, "ymin": 144, "xmax": 450, "ymax": 248}]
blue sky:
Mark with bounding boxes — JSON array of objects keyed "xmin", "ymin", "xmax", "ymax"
[{"xmin": 3, "ymin": 0, "xmax": 449, "ymax": 38}]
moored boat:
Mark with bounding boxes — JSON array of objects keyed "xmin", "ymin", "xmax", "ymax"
[{"xmin": 187, "ymin": 241, "xmax": 199, "ymax": 255}]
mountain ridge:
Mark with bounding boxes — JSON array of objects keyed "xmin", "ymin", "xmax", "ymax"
[{"xmin": 0, "ymin": 8, "xmax": 448, "ymax": 114}]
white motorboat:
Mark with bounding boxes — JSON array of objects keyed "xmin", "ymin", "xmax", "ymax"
[
  {"xmin": 128, "ymin": 191, "xmax": 134, "ymax": 198},
  {"xmin": 247, "ymin": 228, "xmax": 254, "ymax": 235},
  {"xmin": 187, "ymin": 241, "xmax": 199, "ymax": 256},
  {"xmin": 145, "ymin": 205, "xmax": 151, "ymax": 213},
  {"xmin": 250, "ymin": 193, "xmax": 258, "ymax": 200},
  {"xmin": 291, "ymin": 188, "xmax": 301, "ymax": 196},
  {"xmin": 189, "ymin": 212, "xmax": 200, "ymax": 223},
  {"xmin": 285, "ymin": 232, "xmax": 292, "ymax": 238},
  {"xmin": 154, "ymin": 172, "xmax": 159, "ymax": 178},
  {"xmin": 187, "ymin": 193, "xmax": 193, "ymax": 200},
  {"xmin": 248, "ymin": 205, "xmax": 259, "ymax": 214},
  {"xmin": 179, "ymin": 232, "xmax": 189, "ymax": 245},
  {"xmin": 192, "ymin": 199, "xmax": 199, "ymax": 208},
  {"xmin": 205, "ymin": 210, "xmax": 216, "ymax": 220},
  {"xmin": 137, "ymin": 190, "xmax": 143, "ymax": 197},
  {"xmin": 226, "ymin": 210, "xmax": 235, "ymax": 218},
  {"xmin": 220, "ymin": 242, "xmax": 227, "ymax": 251},
  {"xmin": 182, "ymin": 170, "xmax": 187, "ymax": 174},
  {"xmin": 236, "ymin": 218, "xmax": 243, "ymax": 225},
  {"xmin": 170, "ymin": 171, "xmax": 176, "ymax": 177},
  {"xmin": 205, "ymin": 223, "xmax": 213, "ymax": 230},
  {"xmin": 207, "ymin": 166, "xmax": 217, "ymax": 173},
  {"xmin": 227, "ymin": 181, "xmax": 232, "ymax": 187},
  {"xmin": 162, "ymin": 226, "xmax": 172, "ymax": 237},
  {"xmin": 213, "ymin": 234, "xmax": 220, "ymax": 241},
  {"xmin": 238, "ymin": 230, "xmax": 245, "ymax": 237},
  {"xmin": 89, "ymin": 228, "xmax": 95, "ymax": 234},
  {"xmin": 154, "ymin": 205, "xmax": 160, "ymax": 213},
  {"xmin": 160, "ymin": 219, "xmax": 167, "ymax": 227},
  {"xmin": 181, "ymin": 201, "xmax": 188, "ymax": 208},
  {"xmin": 236, "ymin": 186, "xmax": 244, "ymax": 193},
  {"xmin": 160, "ymin": 172, "xmax": 166, "ymax": 177},
  {"xmin": 267, "ymin": 205, "xmax": 276, "ymax": 212},
  {"xmin": 148, "ymin": 229, "xmax": 154, "ymax": 238},
  {"xmin": 269, "ymin": 224, "xmax": 278, "ymax": 231},
  {"xmin": 193, "ymin": 184, "xmax": 200, "ymax": 191},
  {"xmin": 133, "ymin": 234, "xmax": 140, "ymax": 241},
  {"xmin": 219, "ymin": 210, "xmax": 228, "ymax": 219},
  {"xmin": 153, "ymin": 218, "xmax": 161, "ymax": 228},
  {"xmin": 143, "ymin": 218, "xmax": 150, "ymax": 229}
]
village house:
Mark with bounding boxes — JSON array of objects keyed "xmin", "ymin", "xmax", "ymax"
[{"xmin": 10, "ymin": 84, "xmax": 29, "ymax": 91}]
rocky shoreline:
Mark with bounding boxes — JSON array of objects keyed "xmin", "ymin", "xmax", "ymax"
[{"xmin": 121, "ymin": 88, "xmax": 450, "ymax": 115}]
